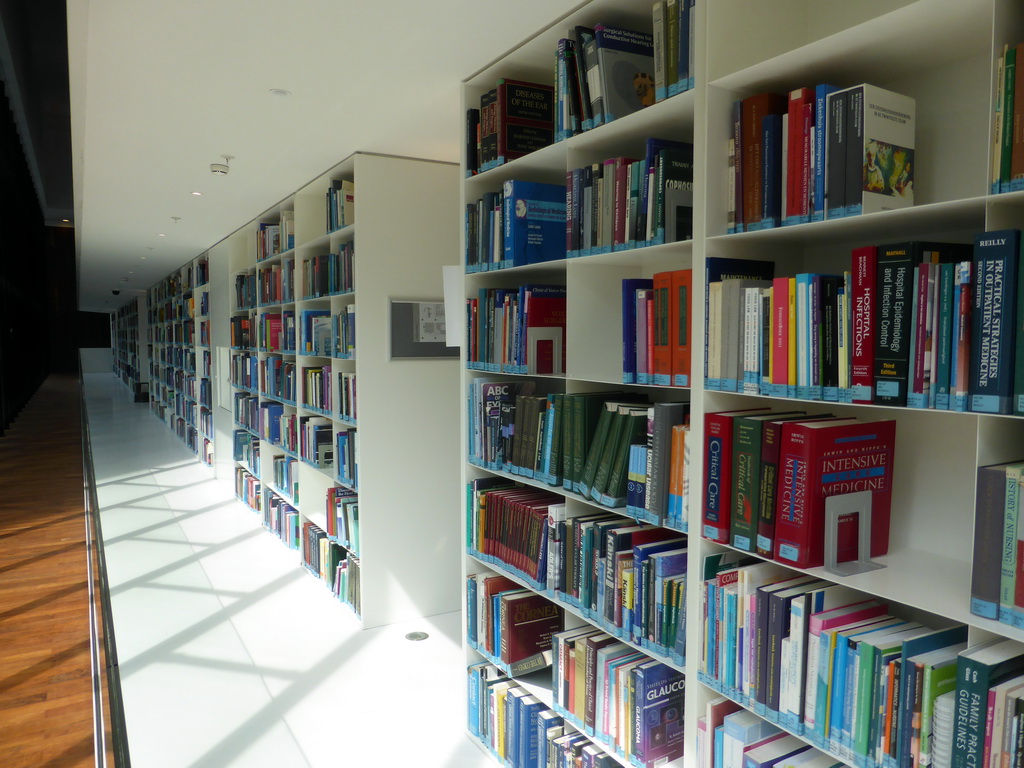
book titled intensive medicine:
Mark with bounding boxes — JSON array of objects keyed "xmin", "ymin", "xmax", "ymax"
[
  {"xmin": 846, "ymin": 84, "xmax": 916, "ymax": 217},
  {"xmin": 502, "ymin": 180, "xmax": 566, "ymax": 268}
]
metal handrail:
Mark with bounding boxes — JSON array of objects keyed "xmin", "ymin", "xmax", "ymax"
[{"xmin": 81, "ymin": 370, "xmax": 131, "ymax": 768}]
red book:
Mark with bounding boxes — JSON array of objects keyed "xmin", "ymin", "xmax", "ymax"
[
  {"xmin": 773, "ymin": 419, "xmax": 897, "ymax": 569},
  {"xmin": 741, "ymin": 92, "xmax": 787, "ymax": 228},
  {"xmin": 771, "ymin": 276, "xmax": 791, "ymax": 388},
  {"xmin": 499, "ymin": 590, "xmax": 563, "ymax": 665},
  {"xmin": 702, "ymin": 408, "xmax": 770, "ymax": 543},
  {"xmin": 494, "ymin": 79, "xmax": 555, "ymax": 165},
  {"xmin": 670, "ymin": 268, "xmax": 693, "ymax": 387},
  {"xmin": 478, "ymin": 574, "xmax": 519, "ymax": 654},
  {"xmin": 523, "ymin": 286, "xmax": 567, "ymax": 374},
  {"xmin": 652, "ymin": 271, "xmax": 674, "ymax": 384},
  {"xmin": 850, "ymin": 245, "xmax": 877, "ymax": 403},
  {"xmin": 786, "ymin": 88, "xmax": 813, "ymax": 219}
]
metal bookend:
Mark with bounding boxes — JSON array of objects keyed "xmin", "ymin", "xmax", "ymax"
[{"xmin": 823, "ymin": 491, "xmax": 886, "ymax": 577}]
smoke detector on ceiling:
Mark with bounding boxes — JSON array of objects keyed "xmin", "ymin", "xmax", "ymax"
[{"xmin": 210, "ymin": 154, "xmax": 234, "ymax": 175}]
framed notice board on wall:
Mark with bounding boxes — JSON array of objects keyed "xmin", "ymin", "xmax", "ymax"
[{"xmin": 389, "ymin": 299, "xmax": 458, "ymax": 360}]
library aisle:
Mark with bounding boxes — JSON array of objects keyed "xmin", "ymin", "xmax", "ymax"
[{"xmin": 85, "ymin": 372, "xmax": 489, "ymax": 768}]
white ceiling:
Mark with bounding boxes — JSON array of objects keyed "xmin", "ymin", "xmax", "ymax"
[{"xmin": 68, "ymin": 0, "xmax": 583, "ymax": 313}]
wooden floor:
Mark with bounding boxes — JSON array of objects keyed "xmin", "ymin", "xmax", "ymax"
[{"xmin": 0, "ymin": 376, "xmax": 97, "ymax": 767}]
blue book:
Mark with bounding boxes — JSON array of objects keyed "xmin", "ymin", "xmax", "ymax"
[
  {"xmin": 622, "ymin": 278, "xmax": 654, "ymax": 383},
  {"xmin": 632, "ymin": 661, "xmax": 685, "ymax": 766},
  {"xmin": 761, "ymin": 114, "xmax": 783, "ymax": 228},
  {"xmin": 502, "ymin": 180, "xmax": 567, "ymax": 268},
  {"xmin": 593, "ymin": 25, "xmax": 655, "ymax": 124},
  {"xmin": 969, "ymin": 229, "xmax": 1021, "ymax": 413},
  {"xmin": 631, "ymin": 537, "xmax": 686, "ymax": 642},
  {"xmin": 811, "ymin": 84, "xmax": 837, "ymax": 222}
]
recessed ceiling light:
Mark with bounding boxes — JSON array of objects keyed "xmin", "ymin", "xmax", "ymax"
[
  {"xmin": 269, "ymin": 88, "xmax": 291, "ymax": 97},
  {"xmin": 62, "ymin": 219, "xmax": 69, "ymax": 222},
  {"xmin": 141, "ymin": 256, "xmax": 147, "ymax": 260},
  {"xmin": 158, "ymin": 233, "xmax": 165, "ymax": 237},
  {"xmin": 191, "ymin": 191, "xmax": 202, "ymax": 196}
]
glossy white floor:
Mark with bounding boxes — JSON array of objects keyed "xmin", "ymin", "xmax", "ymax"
[{"xmin": 84, "ymin": 373, "xmax": 490, "ymax": 768}]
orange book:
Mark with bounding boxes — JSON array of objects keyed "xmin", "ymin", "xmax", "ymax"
[{"xmin": 670, "ymin": 268, "xmax": 693, "ymax": 386}]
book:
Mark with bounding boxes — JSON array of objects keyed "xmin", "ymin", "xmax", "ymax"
[
  {"xmin": 952, "ymin": 639, "xmax": 1024, "ymax": 768},
  {"xmin": 702, "ymin": 408, "xmax": 771, "ymax": 544},
  {"xmin": 632, "ymin": 660, "xmax": 685, "ymax": 766},
  {"xmin": 774, "ymin": 418, "xmax": 896, "ymax": 569},
  {"xmin": 499, "ymin": 590, "xmax": 563, "ymax": 668},
  {"xmin": 969, "ymin": 230, "xmax": 1020, "ymax": 414},
  {"xmin": 592, "ymin": 25, "xmax": 656, "ymax": 124},
  {"xmin": 501, "ymin": 180, "xmax": 567, "ymax": 268},
  {"xmin": 671, "ymin": 268, "xmax": 694, "ymax": 386},
  {"xmin": 846, "ymin": 84, "xmax": 916, "ymax": 216},
  {"xmin": 741, "ymin": 92, "xmax": 788, "ymax": 231},
  {"xmin": 492, "ymin": 78, "xmax": 555, "ymax": 168},
  {"xmin": 647, "ymin": 401, "xmax": 690, "ymax": 525},
  {"xmin": 623, "ymin": 278, "xmax": 655, "ymax": 384},
  {"xmin": 970, "ymin": 462, "xmax": 1020, "ymax": 620}
]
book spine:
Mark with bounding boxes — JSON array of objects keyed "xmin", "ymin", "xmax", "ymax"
[
  {"xmin": 844, "ymin": 86, "xmax": 865, "ymax": 217},
  {"xmin": 702, "ymin": 412, "xmax": 734, "ymax": 544},
  {"xmin": 934, "ymin": 263, "xmax": 955, "ymax": 410},
  {"xmin": 826, "ymin": 90, "xmax": 847, "ymax": 219},
  {"xmin": 969, "ymin": 230, "xmax": 1020, "ymax": 414},
  {"xmin": 875, "ymin": 245, "xmax": 917, "ymax": 407}
]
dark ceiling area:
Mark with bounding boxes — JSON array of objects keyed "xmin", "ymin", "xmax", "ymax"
[{"xmin": 0, "ymin": 0, "xmax": 72, "ymax": 224}]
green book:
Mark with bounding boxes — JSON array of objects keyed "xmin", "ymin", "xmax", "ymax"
[
  {"xmin": 601, "ymin": 409, "xmax": 649, "ymax": 506},
  {"xmin": 578, "ymin": 403, "xmax": 618, "ymax": 497},
  {"xmin": 589, "ymin": 409, "xmax": 627, "ymax": 499},
  {"xmin": 952, "ymin": 638, "xmax": 1024, "ymax": 768},
  {"xmin": 729, "ymin": 411, "xmax": 803, "ymax": 552},
  {"xmin": 1001, "ymin": 47, "xmax": 1016, "ymax": 189},
  {"xmin": 913, "ymin": 644, "xmax": 964, "ymax": 768},
  {"xmin": 561, "ymin": 394, "xmax": 576, "ymax": 490}
]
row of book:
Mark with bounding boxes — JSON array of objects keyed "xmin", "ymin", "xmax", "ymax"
[
  {"xmin": 333, "ymin": 306, "xmax": 356, "ymax": 358},
  {"xmin": 467, "ymin": 661, "xmax": 622, "ymax": 768},
  {"xmin": 235, "ymin": 466, "xmax": 261, "ymax": 513},
  {"xmin": 300, "ymin": 309, "xmax": 332, "ymax": 356},
  {"xmin": 257, "ymin": 211, "xmax": 295, "ymax": 261},
  {"xmin": 569, "ymin": 140, "xmax": 694, "ymax": 259},
  {"xmin": 465, "ymin": 180, "xmax": 566, "ymax": 272},
  {"xmin": 706, "ymin": 231, "xmax": 1024, "ymax": 415},
  {"xmin": 335, "ymin": 428, "xmax": 357, "ymax": 488},
  {"xmin": 259, "ymin": 356, "xmax": 296, "ymax": 403},
  {"xmin": 299, "ymin": 417, "xmax": 332, "ymax": 468},
  {"xmin": 257, "ymin": 258, "xmax": 295, "ymax": 306},
  {"xmin": 301, "ymin": 520, "xmax": 360, "ymax": 616},
  {"xmin": 626, "ymin": 420, "xmax": 690, "ymax": 532},
  {"xmin": 466, "ymin": 572, "xmax": 564, "ymax": 674},
  {"xmin": 466, "ymin": 478, "xmax": 688, "ymax": 661},
  {"xmin": 697, "ymin": 701, "xmax": 853, "ymax": 768},
  {"xmin": 302, "ymin": 364, "xmax": 332, "ymax": 413},
  {"xmin": 991, "ymin": 42, "xmax": 1024, "ymax": 194},
  {"xmin": 728, "ymin": 84, "xmax": 914, "ymax": 234},
  {"xmin": 230, "ymin": 314, "xmax": 253, "ymax": 348},
  {"xmin": 701, "ymin": 408, "xmax": 896, "ymax": 570},
  {"xmin": 969, "ymin": 459, "xmax": 1024, "ymax": 626},
  {"xmin": 698, "ymin": 554, "xmax": 1024, "ymax": 768},
  {"xmin": 551, "ymin": 626, "xmax": 685, "ymax": 767},
  {"xmin": 199, "ymin": 319, "xmax": 210, "ymax": 347},
  {"xmin": 230, "ymin": 352, "xmax": 257, "ymax": 391},
  {"xmin": 326, "ymin": 178, "xmax": 355, "ymax": 232},
  {"xmin": 232, "ymin": 429, "xmax": 259, "ymax": 475},
  {"xmin": 336, "ymin": 371, "xmax": 356, "ymax": 423},
  {"xmin": 302, "ymin": 243, "xmax": 354, "ymax": 299},
  {"xmin": 271, "ymin": 454, "xmax": 298, "ymax": 503},
  {"xmin": 466, "ymin": 384, "xmax": 690, "ymax": 517},
  {"xmin": 263, "ymin": 490, "xmax": 299, "ymax": 550},
  {"xmin": 235, "ymin": 272, "xmax": 257, "ymax": 310},
  {"xmin": 466, "ymin": 284, "xmax": 566, "ymax": 376},
  {"xmin": 622, "ymin": 268, "xmax": 693, "ymax": 387},
  {"xmin": 325, "ymin": 486, "xmax": 358, "ymax": 556},
  {"xmin": 258, "ymin": 311, "xmax": 296, "ymax": 354}
]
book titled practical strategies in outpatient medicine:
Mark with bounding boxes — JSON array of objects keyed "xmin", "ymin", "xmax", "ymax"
[
  {"xmin": 969, "ymin": 229, "xmax": 1020, "ymax": 414},
  {"xmin": 773, "ymin": 418, "xmax": 896, "ymax": 570}
]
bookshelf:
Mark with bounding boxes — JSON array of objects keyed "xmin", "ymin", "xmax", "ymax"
[
  {"xmin": 111, "ymin": 296, "xmax": 148, "ymax": 397},
  {"xmin": 146, "ymin": 256, "xmax": 213, "ymax": 465},
  {"xmin": 189, "ymin": 151, "xmax": 463, "ymax": 630},
  {"xmin": 459, "ymin": 1, "xmax": 1024, "ymax": 768}
]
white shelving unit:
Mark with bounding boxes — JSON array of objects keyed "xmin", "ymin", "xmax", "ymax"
[
  {"xmin": 459, "ymin": 1, "xmax": 1024, "ymax": 767},
  {"xmin": 198, "ymin": 151, "xmax": 462, "ymax": 630}
]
